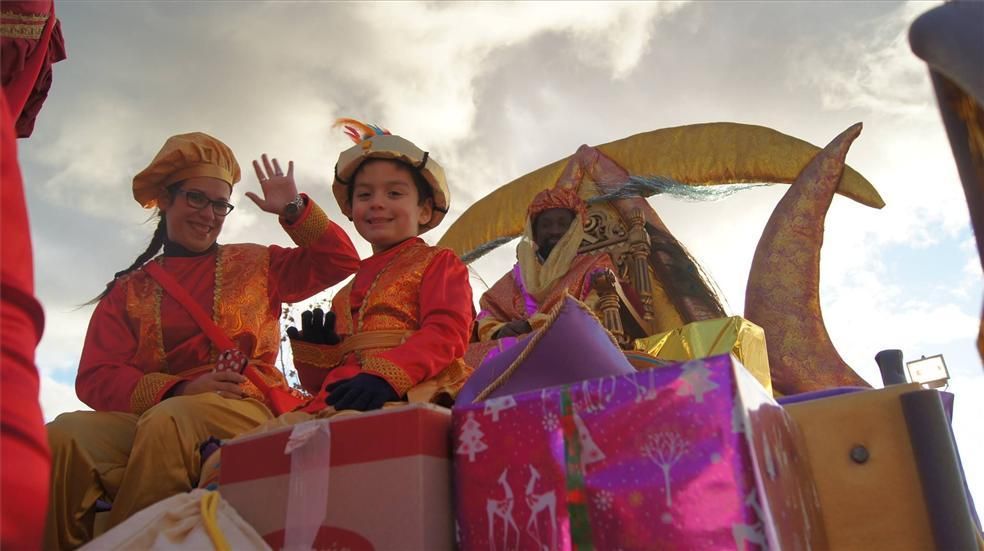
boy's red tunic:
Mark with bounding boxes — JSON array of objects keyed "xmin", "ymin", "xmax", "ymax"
[{"xmin": 293, "ymin": 237, "xmax": 474, "ymax": 411}]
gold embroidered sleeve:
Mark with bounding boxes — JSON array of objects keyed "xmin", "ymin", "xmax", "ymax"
[
  {"xmin": 362, "ymin": 355, "xmax": 415, "ymax": 398},
  {"xmin": 283, "ymin": 198, "xmax": 330, "ymax": 248},
  {"xmin": 130, "ymin": 372, "xmax": 183, "ymax": 415},
  {"xmin": 1, "ymin": 11, "xmax": 50, "ymax": 40}
]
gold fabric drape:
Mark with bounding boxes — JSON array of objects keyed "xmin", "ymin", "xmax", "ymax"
[
  {"xmin": 438, "ymin": 122, "xmax": 883, "ymax": 260},
  {"xmin": 633, "ymin": 316, "xmax": 771, "ymax": 395}
]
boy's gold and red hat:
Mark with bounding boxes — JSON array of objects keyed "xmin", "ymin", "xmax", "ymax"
[{"xmin": 332, "ymin": 118, "xmax": 450, "ymax": 232}]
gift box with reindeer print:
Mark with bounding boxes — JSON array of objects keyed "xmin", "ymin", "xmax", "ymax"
[{"xmin": 452, "ymin": 354, "xmax": 826, "ymax": 550}]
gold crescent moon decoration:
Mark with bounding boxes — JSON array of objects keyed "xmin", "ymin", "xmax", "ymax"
[
  {"xmin": 745, "ymin": 122, "xmax": 871, "ymax": 394},
  {"xmin": 438, "ymin": 122, "xmax": 884, "ymax": 257}
]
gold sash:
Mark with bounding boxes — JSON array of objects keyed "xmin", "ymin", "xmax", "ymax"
[
  {"xmin": 291, "ymin": 330, "xmax": 473, "ymax": 405},
  {"xmin": 291, "ymin": 330, "xmax": 414, "ymax": 371}
]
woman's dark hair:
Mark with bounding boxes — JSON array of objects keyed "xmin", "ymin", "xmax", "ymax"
[
  {"xmin": 86, "ymin": 184, "xmax": 180, "ymax": 304},
  {"xmin": 345, "ymin": 158, "xmax": 434, "ymax": 208}
]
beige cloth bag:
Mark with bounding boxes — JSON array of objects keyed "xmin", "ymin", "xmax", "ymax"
[{"xmin": 80, "ymin": 489, "xmax": 270, "ymax": 551}]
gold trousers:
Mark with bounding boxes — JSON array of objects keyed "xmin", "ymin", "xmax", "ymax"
[{"xmin": 44, "ymin": 393, "xmax": 273, "ymax": 550}]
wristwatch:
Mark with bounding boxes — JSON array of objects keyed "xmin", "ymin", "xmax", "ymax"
[{"xmin": 283, "ymin": 194, "xmax": 305, "ymax": 218}]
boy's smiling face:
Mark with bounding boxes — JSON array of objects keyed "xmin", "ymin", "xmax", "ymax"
[{"xmin": 350, "ymin": 159, "xmax": 433, "ymax": 253}]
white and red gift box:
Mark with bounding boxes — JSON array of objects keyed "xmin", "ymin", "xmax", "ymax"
[{"xmin": 220, "ymin": 403, "xmax": 454, "ymax": 550}]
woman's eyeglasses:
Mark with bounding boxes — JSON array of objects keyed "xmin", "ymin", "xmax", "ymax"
[{"xmin": 176, "ymin": 190, "xmax": 235, "ymax": 216}]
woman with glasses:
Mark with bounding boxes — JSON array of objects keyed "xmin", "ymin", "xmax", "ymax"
[{"xmin": 44, "ymin": 132, "xmax": 360, "ymax": 549}]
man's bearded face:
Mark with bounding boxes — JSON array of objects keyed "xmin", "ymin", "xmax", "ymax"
[{"xmin": 533, "ymin": 207, "xmax": 576, "ymax": 259}]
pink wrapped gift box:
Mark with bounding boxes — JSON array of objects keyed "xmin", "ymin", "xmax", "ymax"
[
  {"xmin": 220, "ymin": 403, "xmax": 454, "ymax": 551},
  {"xmin": 452, "ymin": 354, "xmax": 825, "ymax": 550}
]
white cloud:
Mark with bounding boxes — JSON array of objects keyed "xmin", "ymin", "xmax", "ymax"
[
  {"xmin": 40, "ymin": 374, "xmax": 89, "ymax": 422},
  {"xmin": 956, "ymin": 255, "xmax": 982, "ymax": 302},
  {"xmin": 961, "ymin": 235, "xmax": 983, "ymax": 278},
  {"xmin": 825, "ymin": 277, "xmax": 978, "ymax": 364},
  {"xmin": 218, "ymin": 1, "xmax": 682, "ymax": 148},
  {"xmin": 35, "ymin": 308, "xmax": 92, "ymax": 375},
  {"xmin": 25, "ymin": 97, "xmax": 147, "ymax": 219},
  {"xmin": 798, "ymin": 1, "xmax": 942, "ymax": 117}
]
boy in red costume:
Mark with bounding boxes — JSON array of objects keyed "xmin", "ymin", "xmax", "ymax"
[
  {"xmin": 290, "ymin": 119, "xmax": 474, "ymax": 411},
  {"xmin": 195, "ymin": 120, "xmax": 474, "ymax": 491}
]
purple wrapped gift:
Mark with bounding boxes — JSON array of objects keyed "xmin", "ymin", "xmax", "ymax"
[
  {"xmin": 452, "ymin": 354, "xmax": 826, "ymax": 550},
  {"xmin": 459, "ymin": 296, "xmax": 635, "ymax": 405}
]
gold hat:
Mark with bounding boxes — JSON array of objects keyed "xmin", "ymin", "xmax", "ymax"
[
  {"xmin": 132, "ymin": 132, "xmax": 241, "ymax": 208},
  {"xmin": 332, "ymin": 119, "xmax": 449, "ymax": 232}
]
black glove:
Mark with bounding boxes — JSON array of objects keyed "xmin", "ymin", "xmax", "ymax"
[
  {"xmin": 286, "ymin": 308, "xmax": 340, "ymax": 345},
  {"xmin": 325, "ymin": 373, "xmax": 399, "ymax": 411}
]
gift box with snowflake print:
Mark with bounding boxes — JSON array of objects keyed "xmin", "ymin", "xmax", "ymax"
[{"xmin": 451, "ymin": 354, "xmax": 826, "ymax": 550}]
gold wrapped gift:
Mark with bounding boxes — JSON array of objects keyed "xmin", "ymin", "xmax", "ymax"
[{"xmin": 633, "ymin": 316, "xmax": 771, "ymax": 395}]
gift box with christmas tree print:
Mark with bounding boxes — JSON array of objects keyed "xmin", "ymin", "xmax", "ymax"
[{"xmin": 452, "ymin": 354, "xmax": 825, "ymax": 550}]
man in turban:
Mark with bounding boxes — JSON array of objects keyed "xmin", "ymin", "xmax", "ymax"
[{"xmin": 476, "ymin": 186, "xmax": 617, "ymax": 343}]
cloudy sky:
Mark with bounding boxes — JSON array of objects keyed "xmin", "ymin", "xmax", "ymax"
[{"xmin": 16, "ymin": 1, "xmax": 982, "ymax": 504}]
